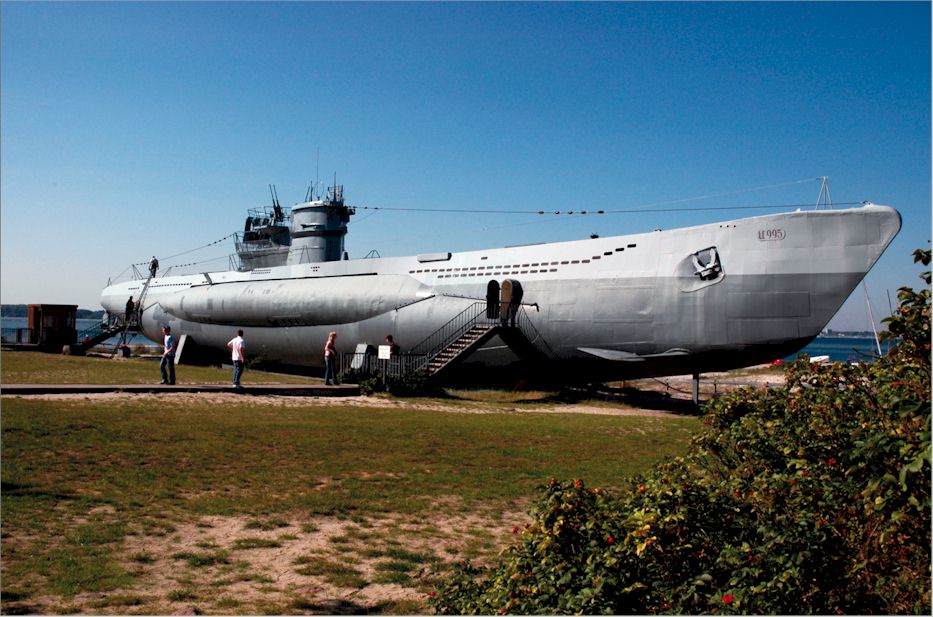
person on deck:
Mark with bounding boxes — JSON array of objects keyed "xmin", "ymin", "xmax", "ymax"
[{"xmin": 148, "ymin": 256, "xmax": 159, "ymax": 278}]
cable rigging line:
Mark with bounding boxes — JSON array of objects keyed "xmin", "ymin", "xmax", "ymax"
[
  {"xmin": 628, "ymin": 177, "xmax": 820, "ymax": 210},
  {"xmin": 130, "ymin": 232, "xmax": 239, "ymax": 266},
  {"xmin": 351, "ymin": 177, "xmax": 844, "ymax": 216},
  {"xmin": 118, "ymin": 177, "xmax": 851, "ymax": 276},
  {"xmin": 351, "ymin": 201, "xmax": 863, "ymax": 216},
  {"xmin": 169, "ymin": 254, "xmax": 233, "ymax": 269}
]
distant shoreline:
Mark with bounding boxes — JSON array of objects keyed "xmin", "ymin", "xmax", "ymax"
[{"xmin": 1, "ymin": 304, "xmax": 104, "ymax": 319}]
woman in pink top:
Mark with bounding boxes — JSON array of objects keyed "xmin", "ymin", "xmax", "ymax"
[{"xmin": 323, "ymin": 331, "xmax": 338, "ymax": 385}]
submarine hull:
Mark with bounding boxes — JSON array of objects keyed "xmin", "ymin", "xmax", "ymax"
[{"xmin": 100, "ymin": 204, "xmax": 901, "ymax": 379}]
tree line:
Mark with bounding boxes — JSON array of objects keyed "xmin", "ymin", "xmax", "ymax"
[{"xmin": 0, "ymin": 305, "xmax": 105, "ymax": 319}]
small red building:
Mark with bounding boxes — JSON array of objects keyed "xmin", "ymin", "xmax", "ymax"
[{"xmin": 27, "ymin": 304, "xmax": 78, "ymax": 351}]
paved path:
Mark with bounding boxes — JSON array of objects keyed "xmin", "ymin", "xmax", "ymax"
[{"xmin": 0, "ymin": 383, "xmax": 360, "ymax": 396}]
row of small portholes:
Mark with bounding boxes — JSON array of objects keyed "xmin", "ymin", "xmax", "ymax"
[
  {"xmin": 407, "ymin": 243, "xmax": 637, "ymax": 276},
  {"xmin": 411, "ymin": 261, "xmax": 571, "ymax": 274},
  {"xmin": 436, "ymin": 268, "xmax": 560, "ymax": 278}
]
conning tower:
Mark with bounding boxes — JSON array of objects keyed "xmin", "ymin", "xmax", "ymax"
[{"xmin": 287, "ymin": 184, "xmax": 355, "ymax": 264}]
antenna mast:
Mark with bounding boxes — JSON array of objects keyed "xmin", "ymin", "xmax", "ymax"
[{"xmin": 815, "ymin": 176, "xmax": 833, "ymax": 210}]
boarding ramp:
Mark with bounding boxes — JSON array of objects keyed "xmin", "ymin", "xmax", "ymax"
[
  {"xmin": 70, "ymin": 320, "xmax": 127, "ymax": 354},
  {"xmin": 103, "ymin": 271, "xmax": 157, "ymax": 357},
  {"xmin": 71, "ymin": 266, "xmax": 157, "ymax": 356},
  {"xmin": 341, "ymin": 301, "xmax": 554, "ymax": 382}
]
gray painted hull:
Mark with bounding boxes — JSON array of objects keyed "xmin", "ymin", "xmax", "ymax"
[{"xmin": 100, "ymin": 204, "xmax": 900, "ymax": 379}]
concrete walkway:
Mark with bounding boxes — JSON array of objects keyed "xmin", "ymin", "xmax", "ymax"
[{"xmin": 0, "ymin": 383, "xmax": 360, "ymax": 396}]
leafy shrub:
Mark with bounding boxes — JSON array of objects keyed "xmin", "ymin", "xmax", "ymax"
[
  {"xmin": 881, "ymin": 248, "xmax": 931, "ymax": 370},
  {"xmin": 339, "ymin": 367, "xmax": 381, "ymax": 394},
  {"xmin": 338, "ymin": 367, "xmax": 365, "ymax": 385},
  {"xmin": 341, "ymin": 367, "xmax": 436, "ymax": 396},
  {"xmin": 385, "ymin": 370, "xmax": 436, "ymax": 397},
  {"xmin": 430, "ymin": 250, "xmax": 931, "ymax": 615}
]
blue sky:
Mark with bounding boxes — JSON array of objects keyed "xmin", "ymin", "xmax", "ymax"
[{"xmin": 1, "ymin": 1, "xmax": 929, "ymax": 330}]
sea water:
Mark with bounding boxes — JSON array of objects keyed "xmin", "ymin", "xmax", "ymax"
[
  {"xmin": 0, "ymin": 317, "xmax": 125, "ymax": 347},
  {"xmin": 786, "ymin": 336, "xmax": 890, "ymax": 363}
]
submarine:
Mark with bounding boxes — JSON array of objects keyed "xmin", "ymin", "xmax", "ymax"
[{"xmin": 99, "ymin": 183, "xmax": 901, "ymax": 382}]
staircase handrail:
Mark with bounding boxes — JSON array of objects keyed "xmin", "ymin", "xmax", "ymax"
[
  {"xmin": 407, "ymin": 302, "xmax": 493, "ymax": 363},
  {"xmin": 510, "ymin": 306, "xmax": 559, "ymax": 358},
  {"xmin": 77, "ymin": 320, "xmax": 115, "ymax": 342},
  {"xmin": 406, "ymin": 300, "xmax": 557, "ymax": 374},
  {"xmin": 133, "ymin": 275, "xmax": 156, "ymax": 323},
  {"xmin": 76, "ymin": 319, "xmax": 127, "ymax": 351}
]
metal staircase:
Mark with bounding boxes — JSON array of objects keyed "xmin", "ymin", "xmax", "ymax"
[
  {"xmin": 71, "ymin": 270, "xmax": 156, "ymax": 355},
  {"xmin": 103, "ymin": 272, "xmax": 156, "ymax": 356},
  {"xmin": 108, "ymin": 321, "xmax": 136, "ymax": 358},
  {"xmin": 407, "ymin": 301, "xmax": 554, "ymax": 378},
  {"xmin": 132, "ymin": 274, "xmax": 156, "ymax": 325},
  {"xmin": 339, "ymin": 301, "xmax": 555, "ymax": 381},
  {"xmin": 72, "ymin": 320, "xmax": 127, "ymax": 354},
  {"xmin": 424, "ymin": 323, "xmax": 499, "ymax": 375}
]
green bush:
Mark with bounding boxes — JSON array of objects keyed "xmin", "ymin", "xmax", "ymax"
[
  {"xmin": 340, "ymin": 367, "xmax": 383, "ymax": 394},
  {"xmin": 385, "ymin": 370, "xmax": 436, "ymax": 397},
  {"xmin": 430, "ymin": 250, "xmax": 931, "ymax": 615},
  {"xmin": 881, "ymin": 248, "xmax": 931, "ymax": 370},
  {"xmin": 341, "ymin": 367, "xmax": 436, "ymax": 397}
]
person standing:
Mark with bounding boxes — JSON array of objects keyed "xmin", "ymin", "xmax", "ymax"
[
  {"xmin": 323, "ymin": 331, "xmax": 338, "ymax": 385},
  {"xmin": 160, "ymin": 325, "xmax": 176, "ymax": 385},
  {"xmin": 385, "ymin": 335, "xmax": 399, "ymax": 356},
  {"xmin": 125, "ymin": 296, "xmax": 135, "ymax": 324},
  {"xmin": 148, "ymin": 256, "xmax": 159, "ymax": 278},
  {"xmin": 227, "ymin": 329, "xmax": 246, "ymax": 388}
]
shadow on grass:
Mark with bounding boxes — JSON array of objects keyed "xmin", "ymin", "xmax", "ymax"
[
  {"xmin": 437, "ymin": 383, "xmax": 703, "ymax": 414},
  {"xmin": 291, "ymin": 598, "xmax": 373, "ymax": 614},
  {"xmin": 560, "ymin": 385, "xmax": 703, "ymax": 416},
  {"xmin": 1, "ymin": 587, "xmax": 42, "ymax": 616},
  {"xmin": 0, "ymin": 481, "xmax": 79, "ymax": 501},
  {"xmin": 1, "ymin": 603, "xmax": 42, "ymax": 616},
  {"xmin": 432, "ymin": 389, "xmax": 564, "ymax": 406}
]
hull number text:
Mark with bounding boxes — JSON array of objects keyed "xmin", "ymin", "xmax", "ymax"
[{"xmin": 758, "ymin": 228, "xmax": 786, "ymax": 241}]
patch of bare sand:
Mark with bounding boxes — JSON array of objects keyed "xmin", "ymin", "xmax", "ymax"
[
  {"xmin": 113, "ymin": 507, "xmax": 530, "ymax": 615},
  {"xmin": 3, "ymin": 369, "xmax": 784, "ymax": 413},
  {"xmin": 0, "ymin": 390, "xmax": 704, "ymax": 415}
]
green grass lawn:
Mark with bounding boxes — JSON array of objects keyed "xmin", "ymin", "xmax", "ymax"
[
  {"xmin": 1, "ymin": 393, "xmax": 699, "ymax": 614},
  {"xmin": 0, "ymin": 350, "xmax": 317, "ymax": 384}
]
